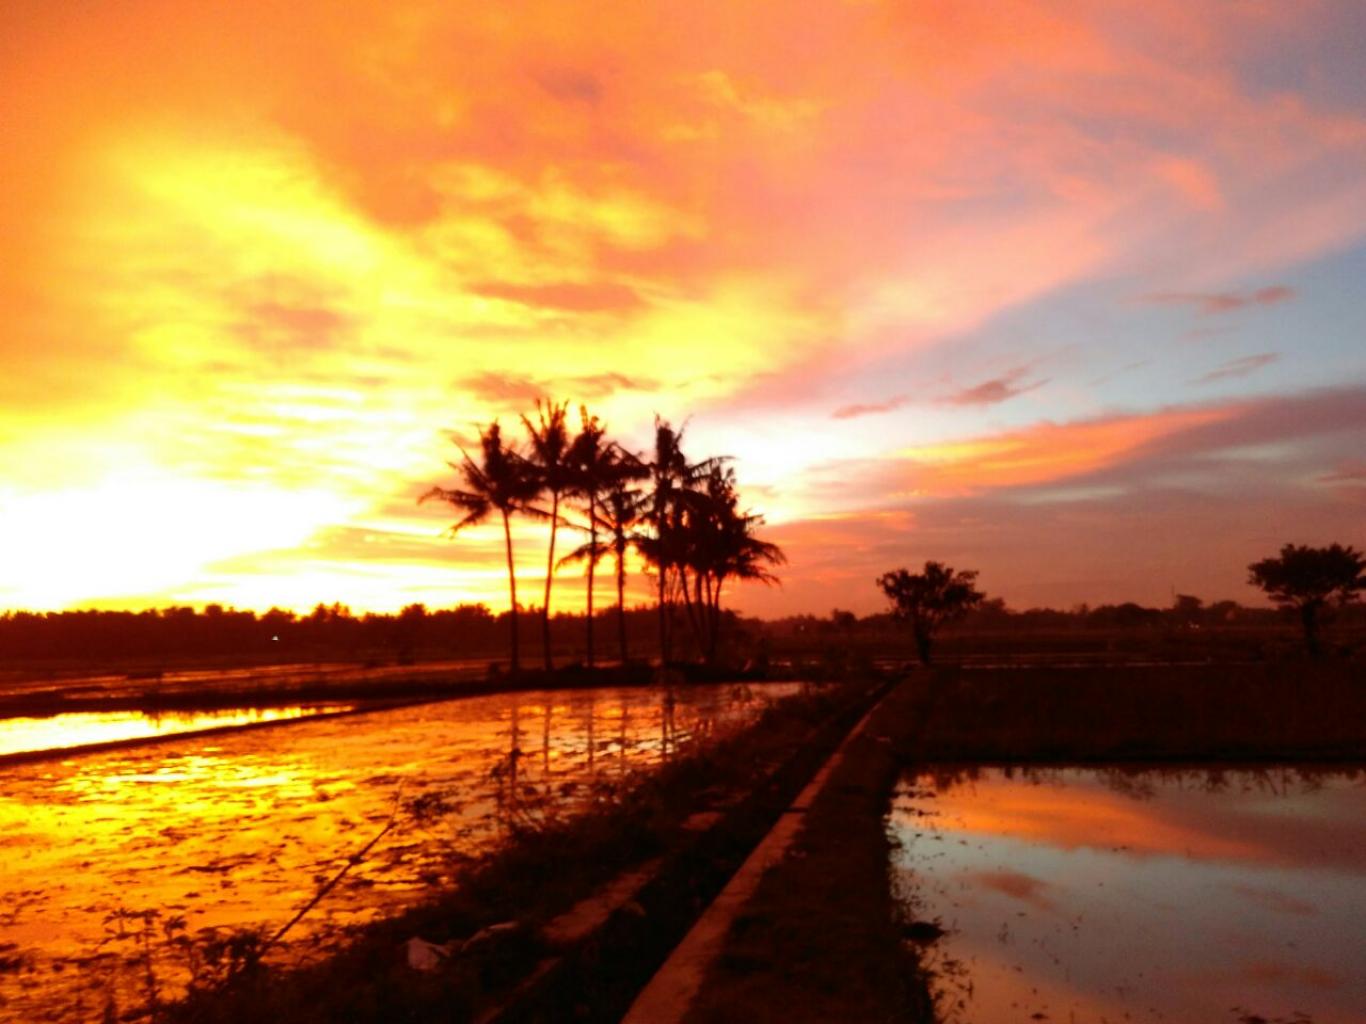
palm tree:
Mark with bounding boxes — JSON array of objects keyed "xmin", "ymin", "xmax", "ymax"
[
  {"xmin": 560, "ymin": 407, "xmax": 612, "ymax": 667},
  {"xmin": 674, "ymin": 464, "xmax": 785, "ymax": 664},
  {"xmin": 420, "ymin": 422, "xmax": 538, "ymax": 671},
  {"xmin": 602, "ymin": 450, "xmax": 648, "ymax": 664},
  {"xmin": 643, "ymin": 417, "xmax": 717, "ymax": 664},
  {"xmin": 522, "ymin": 399, "xmax": 573, "ymax": 671}
]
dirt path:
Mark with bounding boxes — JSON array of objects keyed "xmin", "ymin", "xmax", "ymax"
[{"xmin": 632, "ymin": 678, "xmax": 930, "ymax": 1024}]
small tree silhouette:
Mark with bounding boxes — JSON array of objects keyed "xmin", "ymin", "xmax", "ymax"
[
  {"xmin": 877, "ymin": 561, "xmax": 984, "ymax": 665},
  {"xmin": 1247, "ymin": 543, "xmax": 1365, "ymax": 657}
]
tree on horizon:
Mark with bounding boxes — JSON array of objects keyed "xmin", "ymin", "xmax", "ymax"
[
  {"xmin": 421, "ymin": 421, "xmax": 539, "ymax": 672},
  {"xmin": 521, "ymin": 399, "xmax": 574, "ymax": 671},
  {"xmin": 1248, "ymin": 542, "xmax": 1365, "ymax": 658},
  {"xmin": 559, "ymin": 406, "xmax": 616, "ymax": 667},
  {"xmin": 877, "ymin": 561, "xmax": 985, "ymax": 665},
  {"xmin": 641, "ymin": 417, "xmax": 721, "ymax": 664},
  {"xmin": 674, "ymin": 463, "xmax": 785, "ymax": 664},
  {"xmin": 598, "ymin": 447, "xmax": 649, "ymax": 665}
]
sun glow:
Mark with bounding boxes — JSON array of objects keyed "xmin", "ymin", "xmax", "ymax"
[{"xmin": 0, "ymin": 471, "xmax": 357, "ymax": 609}]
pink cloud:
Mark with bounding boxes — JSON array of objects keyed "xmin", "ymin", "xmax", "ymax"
[
  {"xmin": 1142, "ymin": 286, "xmax": 1296, "ymax": 315},
  {"xmin": 942, "ymin": 367, "xmax": 1048, "ymax": 406},
  {"xmin": 831, "ymin": 395, "xmax": 909, "ymax": 420},
  {"xmin": 1191, "ymin": 353, "xmax": 1280, "ymax": 385}
]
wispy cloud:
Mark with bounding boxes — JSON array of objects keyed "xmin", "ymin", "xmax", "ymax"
[
  {"xmin": 455, "ymin": 371, "xmax": 655, "ymax": 408},
  {"xmin": 942, "ymin": 368, "xmax": 1047, "ymax": 406},
  {"xmin": 1142, "ymin": 285, "xmax": 1295, "ymax": 315},
  {"xmin": 1190, "ymin": 353, "xmax": 1279, "ymax": 385},
  {"xmin": 831, "ymin": 394, "xmax": 909, "ymax": 420}
]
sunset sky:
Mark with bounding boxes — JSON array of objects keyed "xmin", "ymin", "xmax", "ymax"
[{"xmin": 2, "ymin": 1, "xmax": 1364, "ymax": 617}]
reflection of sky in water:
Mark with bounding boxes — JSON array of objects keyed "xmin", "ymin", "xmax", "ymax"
[
  {"xmin": 888, "ymin": 766, "xmax": 1366, "ymax": 1024},
  {"xmin": 0, "ymin": 705, "xmax": 352, "ymax": 757},
  {"xmin": 0, "ymin": 682, "xmax": 798, "ymax": 1023}
]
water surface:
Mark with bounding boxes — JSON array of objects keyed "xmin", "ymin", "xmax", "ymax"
[
  {"xmin": 0, "ymin": 705, "xmax": 353, "ymax": 758},
  {"xmin": 888, "ymin": 765, "xmax": 1366, "ymax": 1024},
  {"xmin": 0, "ymin": 681, "xmax": 800, "ymax": 1022}
]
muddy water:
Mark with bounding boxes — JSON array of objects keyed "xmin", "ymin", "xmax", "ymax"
[
  {"xmin": 888, "ymin": 766, "xmax": 1366, "ymax": 1024},
  {"xmin": 0, "ymin": 682, "xmax": 800, "ymax": 1022}
]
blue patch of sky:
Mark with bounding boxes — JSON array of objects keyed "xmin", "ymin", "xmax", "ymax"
[{"xmin": 828, "ymin": 237, "xmax": 1366, "ymax": 443}]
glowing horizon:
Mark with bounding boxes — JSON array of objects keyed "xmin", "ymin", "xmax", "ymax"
[{"xmin": 2, "ymin": 1, "xmax": 1364, "ymax": 616}]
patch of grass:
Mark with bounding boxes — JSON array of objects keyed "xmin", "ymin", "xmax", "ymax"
[{"xmin": 896, "ymin": 662, "xmax": 1366, "ymax": 762}]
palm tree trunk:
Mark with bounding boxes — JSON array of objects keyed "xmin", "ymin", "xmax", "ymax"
[
  {"xmin": 678, "ymin": 563, "xmax": 702, "ymax": 657},
  {"xmin": 586, "ymin": 494, "xmax": 596, "ymax": 668},
  {"xmin": 616, "ymin": 536, "xmax": 629, "ymax": 665},
  {"xmin": 542, "ymin": 491, "xmax": 559, "ymax": 671},
  {"xmin": 708, "ymin": 574, "xmax": 723, "ymax": 666},
  {"xmin": 502, "ymin": 509, "xmax": 519, "ymax": 672},
  {"xmin": 657, "ymin": 562, "xmax": 668, "ymax": 665}
]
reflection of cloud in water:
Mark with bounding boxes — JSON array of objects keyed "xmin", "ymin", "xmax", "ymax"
[
  {"xmin": 889, "ymin": 765, "xmax": 1366, "ymax": 1024},
  {"xmin": 1227, "ymin": 883, "xmax": 1318, "ymax": 917},
  {"xmin": 968, "ymin": 869, "xmax": 1055, "ymax": 911}
]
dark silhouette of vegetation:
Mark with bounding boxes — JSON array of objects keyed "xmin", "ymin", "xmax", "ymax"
[
  {"xmin": 673, "ymin": 464, "xmax": 785, "ymax": 665},
  {"xmin": 560, "ymin": 420, "xmax": 647, "ymax": 667},
  {"xmin": 876, "ymin": 561, "xmax": 985, "ymax": 665},
  {"xmin": 521, "ymin": 399, "xmax": 575, "ymax": 671},
  {"xmin": 1248, "ymin": 543, "xmax": 1366, "ymax": 657},
  {"xmin": 601, "ymin": 451, "xmax": 649, "ymax": 665},
  {"xmin": 421, "ymin": 422, "xmax": 540, "ymax": 671},
  {"xmin": 642, "ymin": 418, "xmax": 707, "ymax": 664},
  {"xmin": 417, "ymin": 404, "xmax": 782, "ymax": 672}
]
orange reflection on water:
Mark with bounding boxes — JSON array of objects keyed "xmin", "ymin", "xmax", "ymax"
[
  {"xmin": 0, "ymin": 705, "xmax": 351, "ymax": 758},
  {"xmin": 919, "ymin": 772, "xmax": 1267, "ymax": 863},
  {"xmin": 0, "ymin": 682, "xmax": 797, "ymax": 1023},
  {"xmin": 889, "ymin": 766, "xmax": 1366, "ymax": 1024}
]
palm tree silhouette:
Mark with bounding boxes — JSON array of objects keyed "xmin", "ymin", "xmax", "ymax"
[
  {"xmin": 674, "ymin": 464, "xmax": 785, "ymax": 664},
  {"xmin": 421, "ymin": 421, "xmax": 538, "ymax": 671},
  {"xmin": 559, "ymin": 408, "xmax": 613, "ymax": 667},
  {"xmin": 522, "ymin": 399, "xmax": 574, "ymax": 671},
  {"xmin": 643, "ymin": 418, "xmax": 720, "ymax": 664},
  {"xmin": 562, "ymin": 439, "xmax": 648, "ymax": 666}
]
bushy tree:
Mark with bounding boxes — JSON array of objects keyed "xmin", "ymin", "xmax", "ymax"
[
  {"xmin": 1248, "ymin": 543, "xmax": 1365, "ymax": 657},
  {"xmin": 877, "ymin": 561, "xmax": 984, "ymax": 665}
]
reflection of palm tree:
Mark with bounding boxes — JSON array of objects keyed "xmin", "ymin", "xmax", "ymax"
[
  {"xmin": 421, "ymin": 421, "xmax": 537, "ymax": 671},
  {"xmin": 522, "ymin": 399, "xmax": 573, "ymax": 671}
]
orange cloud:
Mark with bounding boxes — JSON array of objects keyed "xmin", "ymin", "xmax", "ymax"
[
  {"xmin": 2, "ymin": 2, "xmax": 1364, "ymax": 612},
  {"xmin": 897, "ymin": 407, "xmax": 1233, "ymax": 494}
]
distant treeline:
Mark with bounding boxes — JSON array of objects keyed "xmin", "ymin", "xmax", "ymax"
[
  {"xmin": 766, "ymin": 594, "xmax": 1366, "ymax": 637},
  {"xmin": 4, "ymin": 593, "xmax": 1362, "ymax": 666},
  {"xmin": 0, "ymin": 602, "xmax": 722, "ymax": 664}
]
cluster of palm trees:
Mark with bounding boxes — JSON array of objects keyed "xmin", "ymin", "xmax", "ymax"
[{"xmin": 421, "ymin": 401, "xmax": 785, "ymax": 672}]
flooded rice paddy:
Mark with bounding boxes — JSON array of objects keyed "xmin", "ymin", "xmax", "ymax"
[
  {"xmin": 0, "ymin": 705, "xmax": 353, "ymax": 758},
  {"xmin": 0, "ymin": 681, "xmax": 801, "ymax": 1022},
  {"xmin": 888, "ymin": 765, "xmax": 1366, "ymax": 1024}
]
